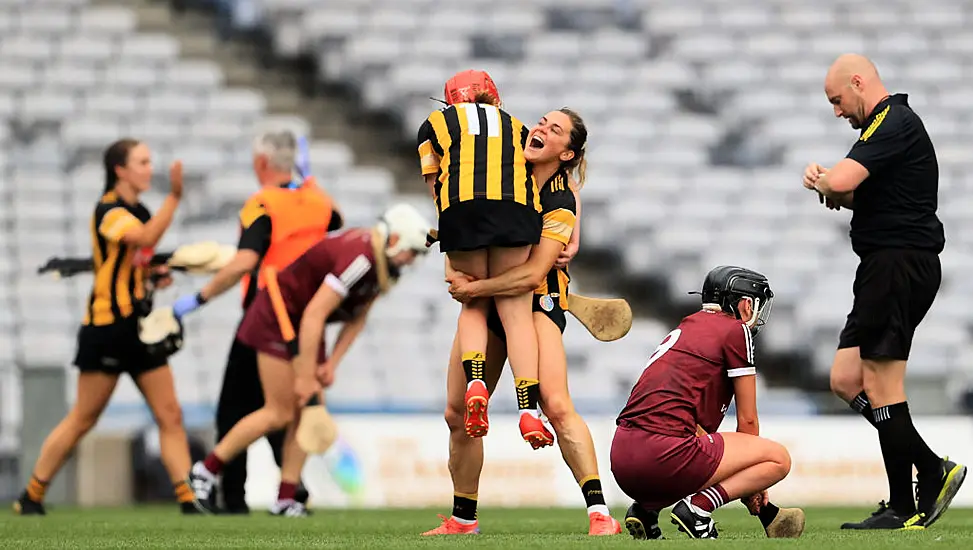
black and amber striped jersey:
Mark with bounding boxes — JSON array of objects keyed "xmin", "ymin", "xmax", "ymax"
[
  {"xmin": 417, "ymin": 103, "xmax": 541, "ymax": 215},
  {"xmin": 84, "ymin": 192, "xmax": 152, "ymax": 326},
  {"xmin": 534, "ymin": 169, "xmax": 577, "ymax": 309}
]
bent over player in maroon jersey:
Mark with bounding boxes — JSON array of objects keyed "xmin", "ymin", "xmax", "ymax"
[
  {"xmin": 185, "ymin": 204, "xmax": 433, "ymax": 515},
  {"xmin": 612, "ymin": 266, "xmax": 803, "ymax": 540}
]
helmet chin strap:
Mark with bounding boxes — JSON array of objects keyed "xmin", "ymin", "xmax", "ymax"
[
  {"xmin": 375, "ymin": 221, "xmax": 399, "ymax": 259},
  {"xmin": 745, "ymin": 297, "xmax": 763, "ymax": 328},
  {"xmin": 374, "ymin": 221, "xmax": 406, "ymax": 281}
]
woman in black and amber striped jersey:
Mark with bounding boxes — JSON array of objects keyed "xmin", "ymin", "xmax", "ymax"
[{"xmin": 12, "ymin": 139, "xmax": 200, "ymax": 515}]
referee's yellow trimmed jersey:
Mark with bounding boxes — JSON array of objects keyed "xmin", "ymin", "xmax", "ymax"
[{"xmin": 417, "ymin": 103, "xmax": 541, "ymax": 215}]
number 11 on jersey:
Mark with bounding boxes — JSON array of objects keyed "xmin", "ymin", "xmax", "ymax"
[{"xmin": 463, "ymin": 103, "xmax": 500, "ymax": 138}]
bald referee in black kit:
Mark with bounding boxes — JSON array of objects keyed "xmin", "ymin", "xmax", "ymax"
[{"xmin": 805, "ymin": 54, "xmax": 966, "ymax": 531}]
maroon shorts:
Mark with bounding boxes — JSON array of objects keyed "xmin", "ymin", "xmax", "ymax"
[
  {"xmin": 610, "ymin": 425, "xmax": 725, "ymax": 510},
  {"xmin": 236, "ymin": 292, "xmax": 327, "ymax": 363}
]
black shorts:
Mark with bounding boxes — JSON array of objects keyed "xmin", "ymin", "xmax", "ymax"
[
  {"xmin": 74, "ymin": 315, "xmax": 168, "ymax": 377},
  {"xmin": 487, "ymin": 292, "xmax": 567, "ymax": 342},
  {"xmin": 437, "ymin": 199, "xmax": 541, "ymax": 253},
  {"xmin": 838, "ymin": 249, "xmax": 941, "ymax": 361}
]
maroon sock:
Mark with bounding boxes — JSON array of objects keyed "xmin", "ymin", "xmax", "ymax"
[
  {"xmin": 203, "ymin": 453, "xmax": 225, "ymax": 476},
  {"xmin": 278, "ymin": 481, "xmax": 297, "ymax": 501},
  {"xmin": 689, "ymin": 484, "xmax": 729, "ymax": 514}
]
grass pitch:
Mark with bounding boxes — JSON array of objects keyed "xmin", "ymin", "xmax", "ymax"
[{"xmin": 3, "ymin": 505, "xmax": 973, "ymax": 548}]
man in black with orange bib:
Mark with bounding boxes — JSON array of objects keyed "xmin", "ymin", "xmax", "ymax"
[
  {"xmin": 170, "ymin": 130, "xmax": 342, "ymax": 514},
  {"xmin": 806, "ymin": 53, "xmax": 966, "ymax": 530}
]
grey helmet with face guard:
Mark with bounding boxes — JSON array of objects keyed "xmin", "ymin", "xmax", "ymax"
[{"xmin": 695, "ymin": 266, "xmax": 774, "ymax": 335}]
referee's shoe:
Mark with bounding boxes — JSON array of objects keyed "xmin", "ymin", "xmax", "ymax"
[
  {"xmin": 840, "ymin": 501, "xmax": 924, "ymax": 531},
  {"xmin": 917, "ymin": 457, "xmax": 967, "ymax": 528}
]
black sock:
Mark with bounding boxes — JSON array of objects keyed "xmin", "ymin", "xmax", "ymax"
[
  {"xmin": 580, "ymin": 477, "xmax": 606, "ymax": 509},
  {"xmin": 452, "ymin": 493, "xmax": 477, "ymax": 521},
  {"xmin": 515, "ymin": 378, "xmax": 540, "ymax": 412},
  {"xmin": 461, "ymin": 352, "xmax": 485, "ymax": 385},
  {"xmin": 902, "ymin": 405, "xmax": 943, "ymax": 479},
  {"xmin": 873, "ymin": 402, "xmax": 918, "ymax": 516},
  {"xmin": 850, "ymin": 391, "xmax": 878, "ymax": 428},
  {"xmin": 758, "ymin": 503, "xmax": 780, "ymax": 529}
]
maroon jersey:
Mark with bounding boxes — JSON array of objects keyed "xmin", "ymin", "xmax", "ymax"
[
  {"xmin": 616, "ymin": 310, "xmax": 756, "ymax": 437},
  {"xmin": 274, "ymin": 228, "xmax": 381, "ymax": 323}
]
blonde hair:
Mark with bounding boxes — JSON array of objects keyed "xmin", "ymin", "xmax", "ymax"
[{"xmin": 559, "ymin": 107, "xmax": 587, "ymax": 188}]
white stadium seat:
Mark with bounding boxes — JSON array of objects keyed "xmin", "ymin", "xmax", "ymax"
[{"xmin": 0, "ymin": 0, "xmax": 968, "ymax": 419}]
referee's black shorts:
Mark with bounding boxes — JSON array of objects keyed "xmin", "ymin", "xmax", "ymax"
[
  {"xmin": 838, "ymin": 249, "xmax": 941, "ymax": 361},
  {"xmin": 437, "ymin": 199, "xmax": 541, "ymax": 253}
]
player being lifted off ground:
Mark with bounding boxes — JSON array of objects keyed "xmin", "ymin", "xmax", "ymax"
[
  {"xmin": 187, "ymin": 204, "xmax": 433, "ymax": 515},
  {"xmin": 166, "ymin": 131, "xmax": 342, "ymax": 513},
  {"xmin": 612, "ymin": 267, "xmax": 802, "ymax": 540},
  {"xmin": 14, "ymin": 140, "xmax": 197, "ymax": 515},
  {"xmin": 807, "ymin": 53, "xmax": 965, "ymax": 530},
  {"xmin": 423, "ymin": 109, "xmax": 621, "ymax": 536},
  {"xmin": 418, "ymin": 70, "xmax": 548, "ymax": 445}
]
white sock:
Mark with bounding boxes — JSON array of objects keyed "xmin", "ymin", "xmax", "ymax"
[
  {"xmin": 520, "ymin": 409, "xmax": 539, "ymax": 419},
  {"xmin": 587, "ymin": 504, "xmax": 610, "ymax": 517},
  {"xmin": 193, "ymin": 462, "xmax": 217, "ymax": 481},
  {"xmin": 452, "ymin": 516, "xmax": 476, "ymax": 525},
  {"xmin": 467, "ymin": 380, "xmax": 486, "ymax": 391}
]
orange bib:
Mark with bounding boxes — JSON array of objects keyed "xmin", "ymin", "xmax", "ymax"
[{"xmin": 240, "ymin": 177, "xmax": 334, "ymax": 304}]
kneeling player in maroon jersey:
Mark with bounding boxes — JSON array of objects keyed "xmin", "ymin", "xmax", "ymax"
[
  {"xmin": 185, "ymin": 204, "xmax": 433, "ymax": 515},
  {"xmin": 612, "ymin": 266, "xmax": 803, "ymax": 539}
]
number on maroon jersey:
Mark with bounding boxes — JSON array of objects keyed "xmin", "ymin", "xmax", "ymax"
[{"xmin": 645, "ymin": 328, "xmax": 681, "ymax": 369}]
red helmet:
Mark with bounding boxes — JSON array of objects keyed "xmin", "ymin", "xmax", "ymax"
[{"xmin": 443, "ymin": 69, "xmax": 500, "ymax": 106}]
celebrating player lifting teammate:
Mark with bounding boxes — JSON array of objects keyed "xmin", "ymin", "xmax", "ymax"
[
  {"xmin": 418, "ymin": 70, "xmax": 548, "ymax": 445},
  {"xmin": 187, "ymin": 204, "xmax": 432, "ymax": 515},
  {"xmin": 422, "ymin": 109, "xmax": 621, "ymax": 536},
  {"xmin": 612, "ymin": 266, "xmax": 804, "ymax": 540}
]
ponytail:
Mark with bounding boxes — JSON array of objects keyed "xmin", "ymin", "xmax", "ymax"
[
  {"xmin": 575, "ymin": 154, "xmax": 587, "ymax": 189},
  {"xmin": 558, "ymin": 107, "xmax": 587, "ymax": 189}
]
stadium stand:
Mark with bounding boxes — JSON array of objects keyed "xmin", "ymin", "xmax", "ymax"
[
  {"xmin": 202, "ymin": 0, "xmax": 973, "ymax": 401},
  {"xmin": 4, "ymin": 1, "xmax": 973, "ymax": 494}
]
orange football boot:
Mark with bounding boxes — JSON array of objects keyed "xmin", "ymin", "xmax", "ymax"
[
  {"xmin": 421, "ymin": 514, "xmax": 480, "ymax": 535},
  {"xmin": 519, "ymin": 412, "xmax": 554, "ymax": 449},
  {"xmin": 588, "ymin": 512, "xmax": 622, "ymax": 536},
  {"xmin": 464, "ymin": 381, "xmax": 489, "ymax": 438}
]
